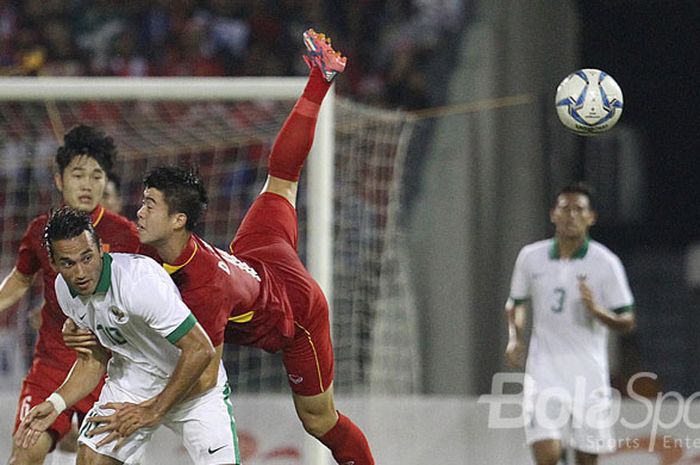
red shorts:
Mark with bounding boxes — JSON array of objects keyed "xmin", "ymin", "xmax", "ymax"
[
  {"xmin": 14, "ymin": 359, "xmax": 103, "ymax": 447},
  {"xmin": 281, "ymin": 296, "xmax": 334, "ymax": 397},
  {"xmin": 233, "ymin": 192, "xmax": 334, "ymax": 396}
]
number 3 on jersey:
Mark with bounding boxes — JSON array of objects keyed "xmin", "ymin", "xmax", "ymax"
[{"xmin": 551, "ymin": 287, "xmax": 566, "ymax": 313}]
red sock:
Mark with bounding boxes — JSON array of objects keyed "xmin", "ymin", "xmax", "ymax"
[
  {"xmin": 318, "ymin": 412, "xmax": 374, "ymax": 465},
  {"xmin": 267, "ymin": 67, "xmax": 331, "ymax": 181}
]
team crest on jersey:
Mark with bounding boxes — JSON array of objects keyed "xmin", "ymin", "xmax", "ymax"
[{"xmin": 109, "ymin": 306, "xmax": 128, "ymax": 323}]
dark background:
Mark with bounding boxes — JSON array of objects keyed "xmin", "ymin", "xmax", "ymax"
[
  {"xmin": 577, "ymin": 0, "xmax": 700, "ymax": 396},
  {"xmin": 578, "ymin": 0, "xmax": 700, "ymax": 247}
]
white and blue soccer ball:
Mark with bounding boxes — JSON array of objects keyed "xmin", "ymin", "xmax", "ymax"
[{"xmin": 555, "ymin": 68, "xmax": 623, "ymax": 135}]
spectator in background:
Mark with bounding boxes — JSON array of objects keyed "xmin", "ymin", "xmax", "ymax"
[
  {"xmin": 108, "ymin": 26, "xmax": 148, "ymax": 76},
  {"xmin": 40, "ymin": 19, "xmax": 82, "ymax": 75},
  {"xmin": 0, "ymin": 0, "xmax": 466, "ymax": 109},
  {"xmin": 0, "ymin": 1, "xmax": 18, "ymax": 73}
]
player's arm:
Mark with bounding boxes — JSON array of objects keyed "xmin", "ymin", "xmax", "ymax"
[
  {"xmin": 505, "ymin": 298, "xmax": 528, "ymax": 369},
  {"xmin": 188, "ymin": 343, "xmax": 225, "ymax": 397},
  {"xmin": 15, "ymin": 345, "xmax": 109, "ymax": 449},
  {"xmin": 55, "ymin": 345, "xmax": 110, "ymax": 408},
  {"xmin": 579, "ymin": 278, "xmax": 636, "ymax": 332},
  {"xmin": 88, "ymin": 320, "xmax": 214, "ymax": 447},
  {"xmin": 144, "ymin": 321, "xmax": 214, "ymax": 416},
  {"xmin": 505, "ymin": 248, "xmax": 530, "ymax": 368},
  {"xmin": 0, "ymin": 267, "xmax": 35, "ymax": 312}
]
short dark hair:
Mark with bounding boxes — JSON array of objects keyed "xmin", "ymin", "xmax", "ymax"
[
  {"xmin": 44, "ymin": 207, "xmax": 100, "ymax": 261},
  {"xmin": 556, "ymin": 181, "xmax": 595, "ymax": 210},
  {"xmin": 143, "ymin": 165, "xmax": 208, "ymax": 231},
  {"xmin": 56, "ymin": 125, "xmax": 116, "ymax": 174}
]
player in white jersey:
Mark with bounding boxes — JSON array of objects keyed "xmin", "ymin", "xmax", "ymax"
[
  {"xmin": 504, "ymin": 183, "xmax": 636, "ymax": 465},
  {"xmin": 15, "ymin": 207, "xmax": 240, "ymax": 465}
]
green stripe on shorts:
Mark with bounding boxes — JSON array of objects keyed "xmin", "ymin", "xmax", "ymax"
[{"xmin": 223, "ymin": 382, "xmax": 241, "ymax": 464}]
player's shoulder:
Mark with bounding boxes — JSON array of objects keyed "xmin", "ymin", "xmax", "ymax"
[
  {"xmin": 518, "ymin": 239, "xmax": 552, "ymax": 258},
  {"xmin": 587, "ymin": 240, "xmax": 625, "ymax": 267},
  {"xmin": 26, "ymin": 212, "xmax": 50, "ymax": 233},
  {"xmin": 110, "ymin": 252, "xmax": 161, "ymax": 270},
  {"xmin": 190, "ymin": 235, "xmax": 230, "ymax": 269},
  {"xmin": 193, "ymin": 234, "xmax": 219, "ymax": 257},
  {"xmin": 109, "ymin": 252, "xmax": 178, "ymax": 297},
  {"xmin": 109, "ymin": 252, "xmax": 167, "ymax": 284},
  {"xmin": 108, "ymin": 253, "xmax": 182, "ymax": 316},
  {"xmin": 16, "ymin": 213, "xmax": 49, "ymax": 248},
  {"xmin": 587, "ymin": 240, "xmax": 622, "ymax": 261}
]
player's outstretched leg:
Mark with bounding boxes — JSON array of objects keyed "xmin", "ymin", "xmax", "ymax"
[
  {"xmin": 264, "ymin": 28, "xmax": 346, "ymax": 206},
  {"xmin": 255, "ymin": 29, "xmax": 372, "ymax": 464}
]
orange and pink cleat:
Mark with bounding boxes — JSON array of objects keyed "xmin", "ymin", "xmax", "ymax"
[{"xmin": 303, "ymin": 28, "xmax": 347, "ymax": 83}]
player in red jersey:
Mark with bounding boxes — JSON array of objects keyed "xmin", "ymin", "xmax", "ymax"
[
  {"xmin": 0, "ymin": 125, "xmax": 142, "ymax": 465},
  {"xmin": 65, "ymin": 28, "xmax": 373, "ymax": 465}
]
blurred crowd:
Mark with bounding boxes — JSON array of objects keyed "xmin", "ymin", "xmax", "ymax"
[{"xmin": 0, "ymin": 0, "xmax": 465, "ymax": 110}]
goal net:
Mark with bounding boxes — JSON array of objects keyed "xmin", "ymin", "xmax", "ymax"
[{"xmin": 0, "ymin": 77, "xmax": 420, "ymax": 395}]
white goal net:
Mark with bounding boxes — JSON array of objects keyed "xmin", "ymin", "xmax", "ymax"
[{"xmin": 0, "ymin": 78, "xmax": 420, "ymax": 395}]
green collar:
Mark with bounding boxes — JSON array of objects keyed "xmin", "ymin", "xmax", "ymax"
[
  {"xmin": 69, "ymin": 253, "xmax": 113, "ymax": 298},
  {"xmin": 549, "ymin": 237, "xmax": 589, "ymax": 260}
]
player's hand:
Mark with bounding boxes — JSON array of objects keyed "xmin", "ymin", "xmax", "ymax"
[
  {"xmin": 505, "ymin": 339, "xmax": 526, "ymax": 368},
  {"xmin": 87, "ymin": 400, "xmax": 161, "ymax": 449},
  {"xmin": 14, "ymin": 401, "xmax": 61, "ymax": 449},
  {"xmin": 62, "ymin": 318, "xmax": 98, "ymax": 356},
  {"xmin": 578, "ymin": 276, "xmax": 598, "ymax": 315}
]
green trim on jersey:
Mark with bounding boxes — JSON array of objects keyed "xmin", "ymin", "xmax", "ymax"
[
  {"xmin": 94, "ymin": 253, "xmax": 113, "ymax": 293},
  {"xmin": 549, "ymin": 237, "xmax": 590, "ymax": 260},
  {"xmin": 612, "ymin": 304, "xmax": 634, "ymax": 315},
  {"xmin": 511, "ymin": 297, "xmax": 530, "ymax": 306},
  {"xmin": 68, "ymin": 253, "xmax": 113, "ymax": 298},
  {"xmin": 166, "ymin": 313, "xmax": 197, "ymax": 344}
]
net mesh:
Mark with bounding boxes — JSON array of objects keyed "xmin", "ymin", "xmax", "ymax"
[{"xmin": 0, "ymin": 95, "xmax": 420, "ymax": 394}]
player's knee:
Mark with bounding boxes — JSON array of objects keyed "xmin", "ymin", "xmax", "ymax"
[
  {"xmin": 9, "ymin": 444, "xmax": 49, "ymax": 465},
  {"xmin": 296, "ymin": 407, "xmax": 337, "ymax": 437},
  {"xmin": 532, "ymin": 442, "xmax": 563, "ymax": 465},
  {"xmin": 76, "ymin": 444, "xmax": 101, "ymax": 465},
  {"xmin": 534, "ymin": 453, "xmax": 562, "ymax": 465},
  {"xmin": 262, "ymin": 176, "xmax": 298, "ymax": 207},
  {"xmin": 575, "ymin": 451, "xmax": 598, "ymax": 465}
]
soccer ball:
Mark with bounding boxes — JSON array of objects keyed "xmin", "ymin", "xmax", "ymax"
[{"xmin": 555, "ymin": 68, "xmax": 623, "ymax": 135}]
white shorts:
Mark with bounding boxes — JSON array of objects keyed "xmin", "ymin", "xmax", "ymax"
[
  {"xmin": 78, "ymin": 381, "xmax": 240, "ymax": 464},
  {"xmin": 524, "ymin": 388, "xmax": 616, "ymax": 454}
]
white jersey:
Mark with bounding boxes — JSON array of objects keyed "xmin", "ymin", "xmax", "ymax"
[
  {"xmin": 509, "ymin": 238, "xmax": 634, "ymax": 396},
  {"xmin": 55, "ymin": 253, "xmax": 199, "ymax": 400}
]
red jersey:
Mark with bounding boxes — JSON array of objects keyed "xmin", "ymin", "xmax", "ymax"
[
  {"xmin": 16, "ymin": 205, "xmax": 141, "ymax": 371},
  {"xmin": 168, "ymin": 196, "xmax": 322, "ymax": 354},
  {"xmin": 162, "ymin": 234, "xmax": 263, "ymax": 347}
]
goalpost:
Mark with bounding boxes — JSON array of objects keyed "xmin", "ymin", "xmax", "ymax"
[
  {"xmin": 0, "ymin": 76, "xmax": 334, "ymax": 302},
  {"xmin": 0, "ymin": 77, "xmax": 420, "ymax": 463}
]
